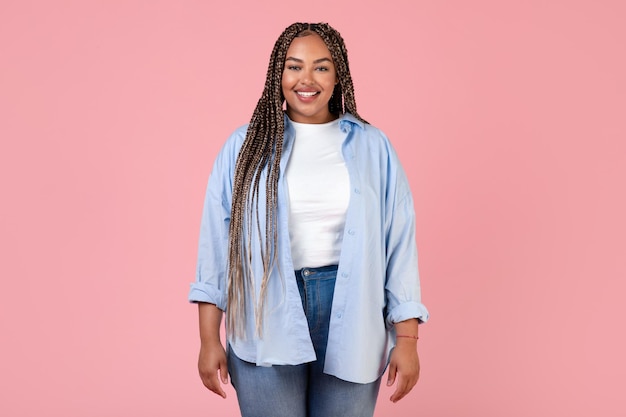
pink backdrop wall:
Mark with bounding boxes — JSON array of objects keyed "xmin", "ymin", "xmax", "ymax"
[{"xmin": 1, "ymin": 1, "xmax": 625, "ymax": 416}]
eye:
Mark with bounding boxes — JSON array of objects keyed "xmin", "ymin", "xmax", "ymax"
[
  {"xmin": 286, "ymin": 65, "xmax": 301, "ymax": 71},
  {"xmin": 316, "ymin": 66, "xmax": 329, "ymax": 72}
]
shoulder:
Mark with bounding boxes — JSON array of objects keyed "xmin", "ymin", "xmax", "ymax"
[
  {"xmin": 225, "ymin": 124, "xmax": 249, "ymax": 149},
  {"xmin": 341, "ymin": 113, "xmax": 389, "ymax": 141},
  {"xmin": 361, "ymin": 123, "xmax": 390, "ymax": 145},
  {"xmin": 208, "ymin": 124, "xmax": 249, "ymax": 175},
  {"xmin": 216, "ymin": 124, "xmax": 249, "ymax": 159},
  {"xmin": 342, "ymin": 114, "xmax": 394, "ymax": 157}
]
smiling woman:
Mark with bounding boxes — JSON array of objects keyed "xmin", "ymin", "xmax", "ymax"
[
  {"xmin": 281, "ymin": 33, "xmax": 338, "ymax": 124},
  {"xmin": 189, "ymin": 22, "xmax": 429, "ymax": 417}
]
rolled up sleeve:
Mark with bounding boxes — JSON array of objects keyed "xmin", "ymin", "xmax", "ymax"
[
  {"xmin": 188, "ymin": 127, "xmax": 245, "ymax": 311},
  {"xmin": 384, "ymin": 159, "xmax": 429, "ymax": 328}
]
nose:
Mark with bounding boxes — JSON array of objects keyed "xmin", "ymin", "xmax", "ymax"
[{"xmin": 299, "ymin": 68, "xmax": 315, "ymax": 85}]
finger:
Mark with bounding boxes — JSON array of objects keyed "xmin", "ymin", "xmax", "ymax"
[
  {"xmin": 386, "ymin": 363, "xmax": 397, "ymax": 387},
  {"xmin": 200, "ymin": 371, "xmax": 227, "ymax": 399},
  {"xmin": 220, "ymin": 360, "xmax": 229, "ymax": 384},
  {"xmin": 391, "ymin": 371, "xmax": 420, "ymax": 402},
  {"xmin": 215, "ymin": 385, "xmax": 227, "ymax": 399},
  {"xmin": 209, "ymin": 377, "xmax": 227, "ymax": 399},
  {"xmin": 390, "ymin": 386, "xmax": 407, "ymax": 402},
  {"xmin": 390, "ymin": 374, "xmax": 409, "ymax": 402}
]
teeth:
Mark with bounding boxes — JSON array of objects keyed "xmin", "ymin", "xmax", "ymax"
[{"xmin": 297, "ymin": 91, "xmax": 318, "ymax": 97}]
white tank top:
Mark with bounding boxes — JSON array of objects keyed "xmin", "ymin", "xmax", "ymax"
[{"xmin": 285, "ymin": 118, "xmax": 350, "ymax": 270}]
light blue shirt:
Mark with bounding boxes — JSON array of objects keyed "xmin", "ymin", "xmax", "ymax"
[{"xmin": 189, "ymin": 113, "xmax": 429, "ymax": 384}]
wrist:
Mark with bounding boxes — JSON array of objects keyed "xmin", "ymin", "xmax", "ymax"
[
  {"xmin": 396, "ymin": 334, "xmax": 419, "ymax": 340},
  {"xmin": 200, "ymin": 338, "xmax": 223, "ymax": 349},
  {"xmin": 395, "ymin": 334, "xmax": 419, "ymax": 346}
]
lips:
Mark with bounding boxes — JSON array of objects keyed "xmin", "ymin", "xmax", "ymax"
[{"xmin": 296, "ymin": 91, "xmax": 320, "ymax": 97}]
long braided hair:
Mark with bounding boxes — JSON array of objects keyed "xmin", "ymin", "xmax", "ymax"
[{"xmin": 227, "ymin": 22, "xmax": 367, "ymax": 339}]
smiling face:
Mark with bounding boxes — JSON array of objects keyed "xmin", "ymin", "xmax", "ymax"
[{"xmin": 281, "ymin": 33, "xmax": 338, "ymax": 124}]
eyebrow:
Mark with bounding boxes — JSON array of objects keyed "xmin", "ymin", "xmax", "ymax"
[{"xmin": 285, "ymin": 57, "xmax": 333, "ymax": 64}]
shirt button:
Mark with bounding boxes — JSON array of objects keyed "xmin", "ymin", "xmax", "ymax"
[
  {"xmin": 354, "ymin": 188, "xmax": 360, "ymax": 194},
  {"xmin": 337, "ymin": 313, "xmax": 342, "ymax": 318},
  {"xmin": 348, "ymin": 229, "xmax": 355, "ymax": 236},
  {"xmin": 341, "ymin": 272, "xmax": 348, "ymax": 278}
]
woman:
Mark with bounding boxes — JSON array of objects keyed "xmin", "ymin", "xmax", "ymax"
[{"xmin": 189, "ymin": 22, "xmax": 429, "ymax": 417}]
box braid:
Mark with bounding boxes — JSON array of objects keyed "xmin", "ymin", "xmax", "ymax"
[{"xmin": 227, "ymin": 22, "xmax": 368, "ymax": 339}]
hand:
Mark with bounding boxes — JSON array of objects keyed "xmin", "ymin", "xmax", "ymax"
[
  {"xmin": 386, "ymin": 339, "xmax": 420, "ymax": 403},
  {"xmin": 198, "ymin": 340, "xmax": 229, "ymax": 398}
]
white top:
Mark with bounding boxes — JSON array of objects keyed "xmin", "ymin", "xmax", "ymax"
[{"xmin": 285, "ymin": 118, "xmax": 350, "ymax": 270}]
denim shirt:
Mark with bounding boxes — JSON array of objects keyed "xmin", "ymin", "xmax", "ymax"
[{"xmin": 189, "ymin": 113, "xmax": 429, "ymax": 384}]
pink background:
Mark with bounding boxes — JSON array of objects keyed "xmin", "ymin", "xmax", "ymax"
[{"xmin": 1, "ymin": 1, "xmax": 625, "ymax": 416}]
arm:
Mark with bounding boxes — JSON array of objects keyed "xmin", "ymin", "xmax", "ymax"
[
  {"xmin": 190, "ymin": 129, "xmax": 246, "ymax": 397},
  {"xmin": 381, "ymin": 141, "xmax": 428, "ymax": 402},
  {"xmin": 387, "ymin": 318, "xmax": 420, "ymax": 402},
  {"xmin": 197, "ymin": 302, "xmax": 229, "ymax": 398}
]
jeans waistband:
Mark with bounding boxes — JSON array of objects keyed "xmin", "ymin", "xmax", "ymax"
[{"xmin": 295, "ymin": 264, "xmax": 338, "ymax": 279}]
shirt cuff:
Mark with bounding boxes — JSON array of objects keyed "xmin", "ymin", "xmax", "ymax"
[
  {"xmin": 188, "ymin": 282, "xmax": 227, "ymax": 311},
  {"xmin": 386, "ymin": 301, "xmax": 429, "ymax": 329}
]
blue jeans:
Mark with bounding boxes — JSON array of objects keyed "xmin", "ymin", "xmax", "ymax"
[{"xmin": 228, "ymin": 265, "xmax": 381, "ymax": 417}]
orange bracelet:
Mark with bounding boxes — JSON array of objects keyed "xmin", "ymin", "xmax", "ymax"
[{"xmin": 396, "ymin": 335, "xmax": 419, "ymax": 340}]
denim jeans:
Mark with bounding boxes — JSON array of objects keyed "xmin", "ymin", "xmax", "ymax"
[{"xmin": 228, "ymin": 265, "xmax": 381, "ymax": 417}]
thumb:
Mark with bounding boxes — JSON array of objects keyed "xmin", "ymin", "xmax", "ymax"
[{"xmin": 387, "ymin": 363, "xmax": 397, "ymax": 386}]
